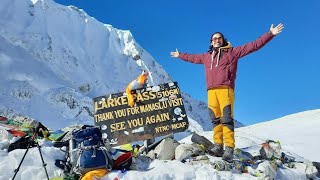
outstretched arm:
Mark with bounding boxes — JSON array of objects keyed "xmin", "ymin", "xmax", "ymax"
[
  {"xmin": 170, "ymin": 48, "xmax": 206, "ymax": 64},
  {"xmin": 234, "ymin": 23, "xmax": 284, "ymax": 58}
]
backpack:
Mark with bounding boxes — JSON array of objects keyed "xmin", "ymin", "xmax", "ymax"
[
  {"xmin": 73, "ymin": 127, "xmax": 113, "ymax": 174},
  {"xmin": 55, "ymin": 126, "xmax": 113, "ymax": 176}
]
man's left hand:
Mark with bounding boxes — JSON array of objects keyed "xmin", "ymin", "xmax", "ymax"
[{"xmin": 270, "ymin": 23, "xmax": 284, "ymax": 35}]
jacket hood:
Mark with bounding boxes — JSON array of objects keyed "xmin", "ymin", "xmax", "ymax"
[
  {"xmin": 208, "ymin": 41, "xmax": 232, "ymax": 53},
  {"xmin": 215, "ymin": 41, "xmax": 232, "ymax": 51}
]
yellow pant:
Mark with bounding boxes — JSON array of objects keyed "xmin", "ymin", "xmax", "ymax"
[{"xmin": 208, "ymin": 87, "xmax": 235, "ymax": 148}]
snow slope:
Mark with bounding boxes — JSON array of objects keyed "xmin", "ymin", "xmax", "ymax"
[{"xmin": 0, "ymin": 109, "xmax": 319, "ymax": 180}]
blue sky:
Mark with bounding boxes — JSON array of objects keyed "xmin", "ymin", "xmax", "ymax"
[{"xmin": 55, "ymin": 0, "xmax": 320, "ymax": 125}]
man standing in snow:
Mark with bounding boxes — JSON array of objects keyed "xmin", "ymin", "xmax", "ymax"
[{"xmin": 170, "ymin": 23, "xmax": 284, "ymax": 162}]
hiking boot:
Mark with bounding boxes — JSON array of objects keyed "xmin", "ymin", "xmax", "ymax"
[
  {"xmin": 222, "ymin": 146, "xmax": 234, "ymax": 162},
  {"xmin": 208, "ymin": 144, "xmax": 224, "ymax": 157}
]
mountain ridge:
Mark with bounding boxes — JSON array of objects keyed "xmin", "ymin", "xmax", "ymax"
[{"xmin": 0, "ymin": 0, "xmax": 243, "ymax": 130}]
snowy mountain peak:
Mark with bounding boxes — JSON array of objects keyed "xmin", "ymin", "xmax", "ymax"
[{"xmin": 0, "ymin": 0, "xmax": 221, "ymax": 130}]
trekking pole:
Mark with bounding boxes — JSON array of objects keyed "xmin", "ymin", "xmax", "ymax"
[{"xmin": 12, "ymin": 127, "xmax": 50, "ymax": 180}]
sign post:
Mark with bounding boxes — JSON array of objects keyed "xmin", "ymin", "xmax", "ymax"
[{"xmin": 93, "ymin": 82, "xmax": 189, "ymax": 146}]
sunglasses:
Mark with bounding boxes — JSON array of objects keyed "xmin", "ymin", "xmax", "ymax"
[{"xmin": 212, "ymin": 37, "xmax": 223, "ymax": 41}]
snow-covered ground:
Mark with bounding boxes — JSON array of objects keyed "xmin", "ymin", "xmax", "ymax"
[{"xmin": 0, "ymin": 109, "xmax": 319, "ymax": 180}]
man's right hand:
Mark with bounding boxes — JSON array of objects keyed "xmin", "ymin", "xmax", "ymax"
[{"xmin": 170, "ymin": 48, "xmax": 180, "ymax": 58}]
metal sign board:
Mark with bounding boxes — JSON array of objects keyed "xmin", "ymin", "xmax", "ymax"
[{"xmin": 93, "ymin": 82, "xmax": 189, "ymax": 146}]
